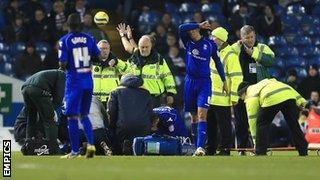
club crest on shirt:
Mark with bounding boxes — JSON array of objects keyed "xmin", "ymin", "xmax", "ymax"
[
  {"xmin": 203, "ymin": 44, "xmax": 208, "ymax": 50},
  {"xmin": 192, "ymin": 49, "xmax": 199, "ymax": 55}
]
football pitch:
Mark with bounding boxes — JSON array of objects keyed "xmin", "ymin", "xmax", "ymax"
[{"xmin": 5, "ymin": 152, "xmax": 320, "ymax": 180}]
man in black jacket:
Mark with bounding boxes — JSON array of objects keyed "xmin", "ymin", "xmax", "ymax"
[
  {"xmin": 21, "ymin": 69, "xmax": 65, "ymax": 142},
  {"xmin": 107, "ymin": 74, "xmax": 152, "ymax": 154}
]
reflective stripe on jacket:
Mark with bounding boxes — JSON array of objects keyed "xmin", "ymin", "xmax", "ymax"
[
  {"xmin": 245, "ymin": 78, "xmax": 307, "ymax": 141},
  {"xmin": 210, "ymin": 44, "xmax": 243, "ymax": 106},
  {"xmin": 117, "ymin": 56, "xmax": 177, "ymax": 96}
]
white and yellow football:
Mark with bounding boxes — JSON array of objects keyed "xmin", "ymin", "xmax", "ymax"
[{"xmin": 94, "ymin": 11, "xmax": 109, "ymax": 25}]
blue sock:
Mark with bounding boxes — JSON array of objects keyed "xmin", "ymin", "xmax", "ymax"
[
  {"xmin": 191, "ymin": 122, "xmax": 198, "ymax": 145},
  {"xmin": 197, "ymin": 121, "xmax": 207, "ymax": 148},
  {"xmin": 81, "ymin": 116, "xmax": 94, "ymax": 145},
  {"xmin": 68, "ymin": 119, "xmax": 79, "ymax": 154}
]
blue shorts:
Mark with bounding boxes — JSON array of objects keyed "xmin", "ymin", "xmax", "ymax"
[
  {"xmin": 64, "ymin": 87, "xmax": 93, "ymax": 116},
  {"xmin": 184, "ymin": 77, "xmax": 211, "ymax": 112}
]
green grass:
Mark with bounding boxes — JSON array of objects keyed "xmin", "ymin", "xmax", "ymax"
[{"xmin": 4, "ymin": 152, "xmax": 320, "ymax": 180}]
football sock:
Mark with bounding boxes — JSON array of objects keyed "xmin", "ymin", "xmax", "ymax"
[
  {"xmin": 197, "ymin": 121, "xmax": 207, "ymax": 148},
  {"xmin": 81, "ymin": 116, "xmax": 94, "ymax": 145},
  {"xmin": 191, "ymin": 122, "xmax": 198, "ymax": 145},
  {"xmin": 68, "ymin": 119, "xmax": 79, "ymax": 154}
]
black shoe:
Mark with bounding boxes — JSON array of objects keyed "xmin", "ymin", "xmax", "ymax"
[
  {"xmin": 122, "ymin": 140, "xmax": 133, "ymax": 155},
  {"xmin": 298, "ymin": 149, "xmax": 308, "ymax": 156}
]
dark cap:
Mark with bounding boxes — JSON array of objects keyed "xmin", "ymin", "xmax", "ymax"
[{"xmin": 237, "ymin": 81, "xmax": 250, "ymax": 96}]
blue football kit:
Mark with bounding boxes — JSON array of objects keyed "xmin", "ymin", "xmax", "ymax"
[
  {"xmin": 58, "ymin": 31, "xmax": 100, "ymax": 154},
  {"xmin": 179, "ymin": 23, "xmax": 226, "ymax": 149},
  {"xmin": 153, "ymin": 106, "xmax": 187, "ymax": 137},
  {"xmin": 59, "ymin": 32, "xmax": 100, "ymax": 116}
]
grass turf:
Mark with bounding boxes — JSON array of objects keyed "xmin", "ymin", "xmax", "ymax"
[{"xmin": 4, "ymin": 151, "xmax": 320, "ymax": 180}]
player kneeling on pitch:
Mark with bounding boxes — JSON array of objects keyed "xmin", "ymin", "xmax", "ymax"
[
  {"xmin": 237, "ymin": 78, "xmax": 309, "ymax": 156},
  {"xmin": 133, "ymin": 106, "xmax": 196, "ymax": 156}
]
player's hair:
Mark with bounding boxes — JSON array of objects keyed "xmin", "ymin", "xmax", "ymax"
[
  {"xmin": 240, "ymin": 25, "xmax": 255, "ymax": 36},
  {"xmin": 67, "ymin": 13, "xmax": 82, "ymax": 32}
]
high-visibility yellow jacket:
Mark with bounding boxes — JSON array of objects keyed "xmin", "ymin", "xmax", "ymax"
[
  {"xmin": 93, "ymin": 58, "xmax": 127, "ymax": 102},
  {"xmin": 117, "ymin": 50, "xmax": 177, "ymax": 96},
  {"xmin": 232, "ymin": 42, "xmax": 275, "ymax": 82},
  {"xmin": 210, "ymin": 44, "xmax": 243, "ymax": 106},
  {"xmin": 244, "ymin": 78, "xmax": 307, "ymax": 141}
]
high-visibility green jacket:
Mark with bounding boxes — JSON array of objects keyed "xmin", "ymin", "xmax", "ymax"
[
  {"xmin": 117, "ymin": 50, "xmax": 177, "ymax": 96},
  {"xmin": 244, "ymin": 78, "xmax": 307, "ymax": 142},
  {"xmin": 93, "ymin": 58, "xmax": 126, "ymax": 102},
  {"xmin": 210, "ymin": 44, "xmax": 243, "ymax": 106},
  {"xmin": 232, "ymin": 42, "xmax": 275, "ymax": 82}
]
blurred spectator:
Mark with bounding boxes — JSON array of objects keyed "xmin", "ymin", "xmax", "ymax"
[
  {"xmin": 306, "ymin": 91, "xmax": 320, "ymax": 110},
  {"xmin": 298, "ymin": 64, "xmax": 320, "ymax": 99},
  {"xmin": 43, "ymin": 41, "xmax": 59, "ymax": 70},
  {"xmin": 28, "ymin": 9, "xmax": 55, "ymax": 45},
  {"xmin": 14, "ymin": 42, "xmax": 43, "ymax": 79},
  {"xmin": 166, "ymin": 32, "xmax": 178, "ymax": 49},
  {"xmin": 255, "ymin": 4, "xmax": 282, "ymax": 38},
  {"xmin": 286, "ymin": 69, "xmax": 299, "ymax": 90},
  {"xmin": 51, "ymin": 1, "xmax": 68, "ymax": 33},
  {"xmin": 1, "ymin": 15, "xmax": 28, "ymax": 43},
  {"xmin": 153, "ymin": 24, "xmax": 168, "ymax": 54},
  {"xmin": 69, "ymin": 0, "xmax": 90, "ymax": 22},
  {"xmin": 159, "ymin": 13, "xmax": 177, "ymax": 34},
  {"xmin": 82, "ymin": 12, "xmax": 106, "ymax": 42},
  {"xmin": 3, "ymin": 0, "xmax": 23, "ymax": 25},
  {"xmin": 21, "ymin": 0, "xmax": 45, "ymax": 23},
  {"xmin": 229, "ymin": 1, "xmax": 254, "ymax": 38},
  {"xmin": 166, "ymin": 46, "xmax": 185, "ymax": 76}
]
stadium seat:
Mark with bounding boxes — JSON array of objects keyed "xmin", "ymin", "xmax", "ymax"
[
  {"xmin": 314, "ymin": 37, "xmax": 320, "ymax": 48},
  {"xmin": 275, "ymin": 47, "xmax": 299, "ymax": 58},
  {"xmin": 35, "ymin": 42, "xmax": 51, "ymax": 53},
  {"xmin": 268, "ymin": 67, "xmax": 283, "ymax": 78},
  {"xmin": 281, "ymin": 15, "xmax": 299, "ymax": 28},
  {"xmin": 256, "ymin": 35, "xmax": 265, "ymax": 44},
  {"xmin": 138, "ymin": 11, "xmax": 161, "ymax": 33},
  {"xmin": 201, "ymin": 3, "xmax": 222, "ymax": 14},
  {"xmin": 312, "ymin": 5, "xmax": 320, "ymax": 16},
  {"xmin": 294, "ymin": 67, "xmax": 308, "ymax": 78},
  {"xmin": 285, "ymin": 57, "xmax": 306, "ymax": 68},
  {"xmin": 274, "ymin": 57, "xmax": 285, "ymax": 68},
  {"xmin": 299, "ymin": 46, "xmax": 318, "ymax": 58},
  {"xmin": 205, "ymin": 14, "xmax": 227, "ymax": 25},
  {"xmin": 0, "ymin": 53, "xmax": 12, "ymax": 63},
  {"xmin": 292, "ymin": 36, "xmax": 312, "ymax": 47},
  {"xmin": 10, "ymin": 42, "xmax": 26, "ymax": 55},
  {"xmin": 273, "ymin": 4, "xmax": 285, "ymax": 16},
  {"xmin": 171, "ymin": 13, "xmax": 182, "ymax": 26},
  {"xmin": 41, "ymin": 0, "xmax": 53, "ymax": 13},
  {"xmin": 0, "ymin": 42, "xmax": 10, "ymax": 53},
  {"xmin": 179, "ymin": 3, "xmax": 200, "ymax": 14},
  {"xmin": 286, "ymin": 4, "xmax": 306, "ymax": 15},
  {"xmin": 307, "ymin": 57, "xmax": 320, "ymax": 67},
  {"xmin": 39, "ymin": 52, "xmax": 47, "ymax": 61},
  {"xmin": 0, "ymin": 62, "xmax": 13, "ymax": 75},
  {"xmin": 182, "ymin": 13, "xmax": 194, "ymax": 23},
  {"xmin": 268, "ymin": 36, "xmax": 287, "ymax": 48},
  {"xmin": 165, "ymin": 2, "xmax": 178, "ymax": 14}
]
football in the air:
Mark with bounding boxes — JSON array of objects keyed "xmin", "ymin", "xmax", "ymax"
[{"xmin": 94, "ymin": 11, "xmax": 109, "ymax": 25}]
